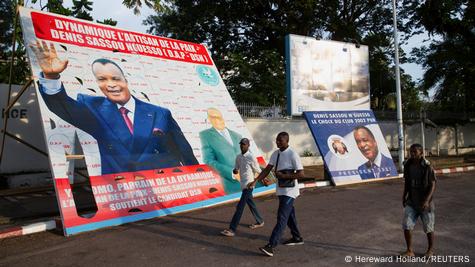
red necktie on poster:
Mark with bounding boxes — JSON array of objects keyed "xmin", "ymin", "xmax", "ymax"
[{"xmin": 119, "ymin": 107, "xmax": 134, "ymax": 134}]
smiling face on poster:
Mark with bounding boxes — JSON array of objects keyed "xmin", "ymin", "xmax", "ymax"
[
  {"xmin": 304, "ymin": 110, "xmax": 398, "ymax": 185},
  {"xmin": 18, "ymin": 7, "xmax": 269, "ymax": 235}
]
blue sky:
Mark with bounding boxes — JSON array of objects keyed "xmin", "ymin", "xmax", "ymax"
[{"xmin": 25, "ymin": 0, "xmax": 425, "ymax": 82}]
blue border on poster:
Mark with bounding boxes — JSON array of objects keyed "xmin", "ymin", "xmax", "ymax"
[{"xmin": 285, "ymin": 34, "xmax": 292, "ymax": 116}]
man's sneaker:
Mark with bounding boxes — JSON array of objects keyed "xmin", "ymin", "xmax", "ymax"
[
  {"xmin": 249, "ymin": 222, "xmax": 265, "ymax": 229},
  {"xmin": 220, "ymin": 229, "xmax": 235, "ymax": 237},
  {"xmin": 259, "ymin": 245, "xmax": 274, "ymax": 257},
  {"xmin": 283, "ymin": 237, "xmax": 304, "ymax": 246}
]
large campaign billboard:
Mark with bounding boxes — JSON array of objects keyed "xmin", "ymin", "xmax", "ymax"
[
  {"xmin": 19, "ymin": 7, "xmax": 273, "ymax": 235},
  {"xmin": 286, "ymin": 34, "xmax": 370, "ymax": 115},
  {"xmin": 304, "ymin": 111, "xmax": 398, "ymax": 185}
]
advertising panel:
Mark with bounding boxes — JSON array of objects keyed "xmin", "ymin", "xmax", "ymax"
[
  {"xmin": 286, "ymin": 34, "xmax": 370, "ymax": 115},
  {"xmin": 304, "ymin": 111, "xmax": 398, "ymax": 185},
  {"xmin": 19, "ymin": 7, "xmax": 272, "ymax": 235}
]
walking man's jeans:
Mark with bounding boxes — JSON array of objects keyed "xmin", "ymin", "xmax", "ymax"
[
  {"xmin": 269, "ymin": 195, "xmax": 302, "ymax": 247},
  {"xmin": 229, "ymin": 189, "xmax": 263, "ymax": 231}
]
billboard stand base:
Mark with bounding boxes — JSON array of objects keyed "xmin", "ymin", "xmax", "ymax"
[{"xmin": 0, "ymin": 80, "xmax": 88, "ymax": 181}]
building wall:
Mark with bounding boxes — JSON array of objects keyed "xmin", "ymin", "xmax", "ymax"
[
  {"xmin": 246, "ymin": 118, "xmax": 475, "ymax": 158},
  {"xmin": 1, "ymin": 84, "xmax": 474, "ymax": 185}
]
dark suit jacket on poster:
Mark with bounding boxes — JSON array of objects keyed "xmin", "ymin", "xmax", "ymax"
[
  {"xmin": 199, "ymin": 127, "xmax": 242, "ymax": 193},
  {"xmin": 40, "ymin": 85, "xmax": 198, "ymax": 175},
  {"xmin": 358, "ymin": 154, "xmax": 398, "ymax": 179}
]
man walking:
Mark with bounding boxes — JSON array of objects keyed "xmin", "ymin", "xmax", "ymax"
[
  {"xmin": 402, "ymin": 144, "xmax": 436, "ymax": 257},
  {"xmin": 249, "ymin": 132, "xmax": 305, "ymax": 257},
  {"xmin": 220, "ymin": 138, "xmax": 264, "ymax": 237}
]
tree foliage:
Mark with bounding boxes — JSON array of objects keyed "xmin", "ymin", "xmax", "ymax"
[
  {"xmin": 0, "ymin": 0, "xmax": 30, "ymax": 85},
  {"xmin": 122, "ymin": 0, "xmax": 162, "ymax": 15},
  {"xmin": 403, "ymin": 0, "xmax": 474, "ymax": 112},
  {"xmin": 71, "ymin": 0, "xmax": 93, "ymax": 21},
  {"xmin": 144, "ymin": 0, "xmax": 421, "ymax": 109},
  {"xmin": 0, "ymin": 0, "xmax": 117, "ymax": 84}
]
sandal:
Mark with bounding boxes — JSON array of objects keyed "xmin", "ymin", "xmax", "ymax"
[
  {"xmin": 249, "ymin": 222, "xmax": 265, "ymax": 229},
  {"xmin": 220, "ymin": 229, "xmax": 235, "ymax": 237}
]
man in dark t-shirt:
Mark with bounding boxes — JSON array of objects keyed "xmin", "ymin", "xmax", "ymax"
[{"xmin": 401, "ymin": 144, "xmax": 436, "ymax": 258}]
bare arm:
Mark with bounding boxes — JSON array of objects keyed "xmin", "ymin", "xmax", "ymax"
[
  {"xmin": 422, "ymin": 172, "xmax": 436, "ymax": 210},
  {"xmin": 276, "ymin": 170, "xmax": 305, "ymax": 180},
  {"xmin": 402, "ymin": 168, "xmax": 410, "ymax": 207},
  {"xmin": 247, "ymin": 164, "xmax": 273, "ymax": 188},
  {"xmin": 402, "ymin": 185, "xmax": 409, "ymax": 207},
  {"xmin": 233, "ymin": 157, "xmax": 239, "ymax": 174}
]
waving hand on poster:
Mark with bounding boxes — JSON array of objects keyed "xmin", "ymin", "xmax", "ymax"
[
  {"xmin": 30, "ymin": 40, "xmax": 69, "ymax": 79},
  {"xmin": 29, "ymin": 40, "xmax": 199, "ymax": 175}
]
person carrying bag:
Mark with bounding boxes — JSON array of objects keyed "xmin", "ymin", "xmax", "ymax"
[
  {"xmin": 274, "ymin": 152, "xmax": 296, "ymax": 187},
  {"xmin": 248, "ymin": 132, "xmax": 305, "ymax": 257}
]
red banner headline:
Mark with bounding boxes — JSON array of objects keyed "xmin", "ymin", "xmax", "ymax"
[
  {"xmin": 56, "ymin": 165, "xmax": 225, "ymax": 228},
  {"xmin": 31, "ymin": 12, "xmax": 213, "ymax": 65}
]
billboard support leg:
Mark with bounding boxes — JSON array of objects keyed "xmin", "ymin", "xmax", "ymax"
[
  {"xmin": 0, "ymin": 79, "xmax": 33, "ymax": 165},
  {"xmin": 0, "ymin": 129, "xmax": 89, "ymax": 180},
  {"xmin": 0, "ymin": 4, "xmax": 21, "ymax": 166}
]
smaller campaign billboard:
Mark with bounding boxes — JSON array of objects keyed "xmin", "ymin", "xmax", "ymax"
[
  {"xmin": 286, "ymin": 34, "xmax": 370, "ymax": 115},
  {"xmin": 304, "ymin": 111, "xmax": 398, "ymax": 185}
]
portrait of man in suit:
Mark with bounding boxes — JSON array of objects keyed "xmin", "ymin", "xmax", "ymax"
[
  {"xmin": 199, "ymin": 108, "xmax": 242, "ymax": 193},
  {"xmin": 31, "ymin": 40, "xmax": 198, "ymax": 175},
  {"xmin": 353, "ymin": 125, "xmax": 398, "ymax": 179}
]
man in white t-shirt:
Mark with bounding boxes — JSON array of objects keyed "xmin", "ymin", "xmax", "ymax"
[
  {"xmin": 248, "ymin": 132, "xmax": 305, "ymax": 257},
  {"xmin": 220, "ymin": 138, "xmax": 264, "ymax": 237}
]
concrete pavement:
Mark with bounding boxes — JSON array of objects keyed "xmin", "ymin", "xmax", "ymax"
[{"xmin": 0, "ymin": 171, "xmax": 473, "ymax": 266}]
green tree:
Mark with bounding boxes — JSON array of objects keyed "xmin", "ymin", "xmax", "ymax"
[
  {"xmin": 403, "ymin": 0, "xmax": 474, "ymax": 112},
  {"xmin": 144, "ymin": 0, "xmax": 420, "ymax": 108},
  {"xmin": 122, "ymin": 0, "xmax": 161, "ymax": 15},
  {"xmin": 0, "ymin": 0, "xmax": 30, "ymax": 84},
  {"xmin": 33, "ymin": 0, "xmax": 71, "ymax": 15},
  {"xmin": 1, "ymin": 0, "xmax": 117, "ymax": 85},
  {"xmin": 97, "ymin": 18, "xmax": 118, "ymax": 26},
  {"xmin": 71, "ymin": 0, "xmax": 93, "ymax": 21}
]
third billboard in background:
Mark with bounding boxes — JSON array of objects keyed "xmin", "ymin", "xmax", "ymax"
[{"xmin": 286, "ymin": 34, "xmax": 370, "ymax": 115}]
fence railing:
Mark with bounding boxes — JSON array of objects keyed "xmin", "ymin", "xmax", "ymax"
[
  {"xmin": 236, "ymin": 103, "xmax": 475, "ymax": 123},
  {"xmin": 236, "ymin": 103, "xmax": 287, "ymax": 119}
]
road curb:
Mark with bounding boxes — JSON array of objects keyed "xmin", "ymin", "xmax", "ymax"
[
  {"xmin": 435, "ymin": 165, "xmax": 475, "ymax": 174},
  {"xmin": 1, "ymin": 165, "xmax": 474, "ymax": 240},
  {"xmin": 301, "ymin": 180, "xmax": 332, "ymax": 188},
  {"xmin": 0, "ymin": 220, "xmax": 59, "ymax": 240}
]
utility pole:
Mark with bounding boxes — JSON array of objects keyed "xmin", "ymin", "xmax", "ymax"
[{"xmin": 392, "ymin": 0, "xmax": 405, "ymax": 171}]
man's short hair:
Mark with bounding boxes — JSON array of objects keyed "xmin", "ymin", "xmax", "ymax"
[
  {"xmin": 277, "ymin": 131, "xmax": 289, "ymax": 140},
  {"xmin": 91, "ymin": 58, "xmax": 125, "ymax": 77},
  {"xmin": 410, "ymin": 143, "xmax": 423, "ymax": 151},
  {"xmin": 353, "ymin": 126, "xmax": 375, "ymax": 140}
]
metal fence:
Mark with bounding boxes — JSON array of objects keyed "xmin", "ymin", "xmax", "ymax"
[
  {"xmin": 236, "ymin": 103, "xmax": 475, "ymax": 123},
  {"xmin": 236, "ymin": 103, "xmax": 287, "ymax": 119}
]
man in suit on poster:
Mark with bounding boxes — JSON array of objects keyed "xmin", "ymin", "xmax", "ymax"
[
  {"xmin": 353, "ymin": 125, "xmax": 398, "ymax": 179},
  {"xmin": 199, "ymin": 108, "xmax": 243, "ymax": 193},
  {"xmin": 31, "ymin": 40, "xmax": 198, "ymax": 175}
]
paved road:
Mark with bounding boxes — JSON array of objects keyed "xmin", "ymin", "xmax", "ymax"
[{"xmin": 1, "ymin": 172, "xmax": 474, "ymax": 267}]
